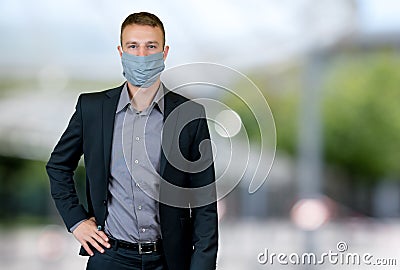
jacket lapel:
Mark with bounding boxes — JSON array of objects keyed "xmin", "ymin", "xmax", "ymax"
[
  {"xmin": 103, "ymin": 85, "xmax": 124, "ymax": 178},
  {"xmin": 160, "ymin": 89, "xmax": 180, "ymax": 177}
]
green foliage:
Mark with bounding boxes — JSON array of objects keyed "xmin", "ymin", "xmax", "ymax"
[
  {"xmin": 224, "ymin": 53, "xmax": 400, "ymax": 183},
  {"xmin": 222, "ymin": 80, "xmax": 262, "ymax": 145},
  {"xmin": 323, "ymin": 52, "xmax": 400, "ymax": 181},
  {"xmin": 222, "ymin": 72, "xmax": 300, "ymax": 154},
  {"xmin": 0, "ymin": 156, "xmax": 50, "ymax": 222},
  {"xmin": 268, "ymin": 89, "xmax": 299, "ymax": 154},
  {"xmin": 0, "ymin": 155, "xmax": 87, "ymax": 225}
]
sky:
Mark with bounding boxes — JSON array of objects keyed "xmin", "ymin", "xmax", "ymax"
[
  {"xmin": 358, "ymin": 0, "xmax": 400, "ymax": 33},
  {"xmin": 0, "ymin": 0, "xmax": 399, "ymax": 80}
]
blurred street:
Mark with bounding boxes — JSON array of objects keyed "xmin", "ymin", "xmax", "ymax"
[{"xmin": 1, "ymin": 219, "xmax": 400, "ymax": 270}]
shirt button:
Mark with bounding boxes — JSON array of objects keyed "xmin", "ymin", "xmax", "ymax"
[
  {"xmin": 138, "ymin": 205, "xmax": 142, "ymax": 210},
  {"xmin": 135, "ymin": 137, "xmax": 140, "ymax": 141},
  {"xmin": 136, "ymin": 183, "xmax": 140, "ymax": 187},
  {"xmin": 134, "ymin": 160, "xmax": 139, "ymax": 164},
  {"xmin": 141, "ymin": 228, "xmax": 146, "ymax": 233}
]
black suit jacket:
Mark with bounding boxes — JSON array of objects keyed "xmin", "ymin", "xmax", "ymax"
[{"xmin": 46, "ymin": 84, "xmax": 218, "ymax": 270}]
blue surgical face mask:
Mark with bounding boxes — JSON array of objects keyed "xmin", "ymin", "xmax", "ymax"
[{"xmin": 121, "ymin": 52, "xmax": 165, "ymax": 87}]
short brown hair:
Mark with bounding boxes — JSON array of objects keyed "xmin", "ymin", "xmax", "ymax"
[{"xmin": 120, "ymin": 12, "xmax": 165, "ymax": 47}]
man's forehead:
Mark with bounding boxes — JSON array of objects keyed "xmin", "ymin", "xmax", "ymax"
[
  {"xmin": 125, "ymin": 40, "xmax": 160, "ymax": 43},
  {"xmin": 122, "ymin": 26, "xmax": 162, "ymax": 37},
  {"xmin": 121, "ymin": 24, "xmax": 164, "ymax": 45},
  {"xmin": 122, "ymin": 24, "xmax": 163, "ymax": 34}
]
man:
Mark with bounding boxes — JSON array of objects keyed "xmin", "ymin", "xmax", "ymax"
[{"xmin": 46, "ymin": 12, "xmax": 218, "ymax": 270}]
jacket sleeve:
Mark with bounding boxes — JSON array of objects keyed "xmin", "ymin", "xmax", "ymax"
[
  {"xmin": 46, "ymin": 95, "xmax": 89, "ymax": 231},
  {"xmin": 189, "ymin": 106, "xmax": 218, "ymax": 270}
]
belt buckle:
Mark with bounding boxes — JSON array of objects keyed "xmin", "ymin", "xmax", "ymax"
[{"xmin": 138, "ymin": 241, "xmax": 157, "ymax": 254}]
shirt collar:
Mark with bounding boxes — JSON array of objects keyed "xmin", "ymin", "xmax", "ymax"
[{"xmin": 116, "ymin": 82, "xmax": 165, "ymax": 115}]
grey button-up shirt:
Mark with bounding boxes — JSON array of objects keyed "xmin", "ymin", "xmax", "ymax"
[{"xmin": 104, "ymin": 82, "xmax": 164, "ymax": 243}]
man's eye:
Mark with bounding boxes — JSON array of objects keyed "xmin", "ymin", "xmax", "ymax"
[
  {"xmin": 148, "ymin": 45, "xmax": 156, "ymax": 49},
  {"xmin": 129, "ymin": 45, "xmax": 137, "ymax": 49}
]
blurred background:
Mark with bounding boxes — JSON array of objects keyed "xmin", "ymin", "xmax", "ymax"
[{"xmin": 1, "ymin": 0, "xmax": 400, "ymax": 269}]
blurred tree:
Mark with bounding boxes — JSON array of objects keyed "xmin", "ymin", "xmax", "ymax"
[
  {"xmin": 223, "ymin": 68, "xmax": 300, "ymax": 154},
  {"xmin": 0, "ymin": 155, "xmax": 86, "ymax": 225},
  {"xmin": 224, "ymin": 53, "xmax": 400, "ymax": 183},
  {"xmin": 0, "ymin": 156, "xmax": 25, "ymax": 221},
  {"xmin": 0, "ymin": 157, "xmax": 51, "ymax": 225},
  {"xmin": 323, "ymin": 51, "xmax": 400, "ymax": 183}
]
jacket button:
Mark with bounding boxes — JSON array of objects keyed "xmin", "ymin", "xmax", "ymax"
[
  {"xmin": 103, "ymin": 200, "xmax": 107, "ymax": 205},
  {"xmin": 97, "ymin": 225, "xmax": 103, "ymax": 231}
]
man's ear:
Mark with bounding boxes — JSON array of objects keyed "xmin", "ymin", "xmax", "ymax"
[
  {"xmin": 117, "ymin": 45, "xmax": 123, "ymax": 57},
  {"xmin": 163, "ymin": 45, "xmax": 170, "ymax": 61}
]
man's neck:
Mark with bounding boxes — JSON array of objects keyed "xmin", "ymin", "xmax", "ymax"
[{"xmin": 127, "ymin": 80, "xmax": 161, "ymax": 112}]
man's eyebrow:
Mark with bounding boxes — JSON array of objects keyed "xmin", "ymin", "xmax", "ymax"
[
  {"xmin": 125, "ymin": 41, "xmax": 138, "ymax": 46},
  {"xmin": 125, "ymin": 41, "xmax": 160, "ymax": 46}
]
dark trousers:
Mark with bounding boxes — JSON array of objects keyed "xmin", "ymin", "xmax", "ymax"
[{"xmin": 86, "ymin": 245, "xmax": 166, "ymax": 270}]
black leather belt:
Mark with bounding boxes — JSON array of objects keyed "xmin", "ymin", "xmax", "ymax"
[{"xmin": 108, "ymin": 237, "xmax": 162, "ymax": 254}]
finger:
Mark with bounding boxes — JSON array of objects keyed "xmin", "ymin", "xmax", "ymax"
[
  {"xmin": 82, "ymin": 242, "xmax": 94, "ymax": 256},
  {"xmin": 89, "ymin": 238, "xmax": 105, "ymax": 254},
  {"xmin": 92, "ymin": 233, "xmax": 111, "ymax": 249},
  {"xmin": 96, "ymin": 230, "xmax": 110, "ymax": 242}
]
